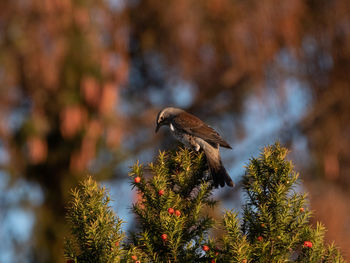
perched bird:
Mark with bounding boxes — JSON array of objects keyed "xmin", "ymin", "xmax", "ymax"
[{"xmin": 155, "ymin": 107, "xmax": 234, "ymax": 188}]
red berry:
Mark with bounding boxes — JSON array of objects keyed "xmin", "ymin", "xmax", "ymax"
[
  {"xmin": 303, "ymin": 241, "xmax": 313, "ymax": 248},
  {"xmin": 158, "ymin": 189, "xmax": 165, "ymax": 196},
  {"xmin": 115, "ymin": 241, "xmax": 119, "ymax": 246},
  {"xmin": 261, "ymin": 223, "xmax": 265, "ymax": 227},
  {"xmin": 211, "ymin": 260, "xmax": 216, "ymax": 263},
  {"xmin": 175, "ymin": 210, "xmax": 181, "ymax": 217},
  {"xmin": 242, "ymin": 260, "xmax": 247, "ymax": 263},
  {"xmin": 161, "ymin": 234, "xmax": 168, "ymax": 240},
  {"xmin": 135, "ymin": 261, "xmax": 141, "ymax": 263},
  {"xmin": 131, "ymin": 255, "xmax": 137, "ymax": 260},
  {"xmin": 214, "ymin": 247, "xmax": 219, "ymax": 255},
  {"xmin": 66, "ymin": 260, "xmax": 74, "ymax": 263},
  {"xmin": 202, "ymin": 245, "xmax": 210, "ymax": 251},
  {"xmin": 168, "ymin": 208, "xmax": 174, "ymax": 214},
  {"xmin": 300, "ymin": 207, "xmax": 305, "ymax": 212},
  {"xmin": 257, "ymin": 236, "xmax": 263, "ymax": 242},
  {"xmin": 134, "ymin": 177, "xmax": 141, "ymax": 183}
]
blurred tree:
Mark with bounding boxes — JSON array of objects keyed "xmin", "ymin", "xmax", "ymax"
[
  {"xmin": 127, "ymin": 0, "xmax": 304, "ymax": 116},
  {"xmin": 298, "ymin": 0, "xmax": 350, "ymax": 252},
  {"xmin": 0, "ymin": 0, "xmax": 128, "ymax": 262}
]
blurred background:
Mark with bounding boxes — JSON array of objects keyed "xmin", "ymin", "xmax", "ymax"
[{"xmin": 0, "ymin": 0, "xmax": 350, "ymax": 262}]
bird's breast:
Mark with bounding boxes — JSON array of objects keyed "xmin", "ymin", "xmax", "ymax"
[
  {"xmin": 170, "ymin": 125, "xmax": 186, "ymax": 143},
  {"xmin": 169, "ymin": 123, "xmax": 200, "ymax": 150}
]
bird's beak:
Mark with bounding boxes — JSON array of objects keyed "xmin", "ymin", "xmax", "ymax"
[{"xmin": 155, "ymin": 123, "xmax": 160, "ymax": 133}]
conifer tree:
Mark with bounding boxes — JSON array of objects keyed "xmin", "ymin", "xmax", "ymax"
[
  {"xmin": 64, "ymin": 177, "xmax": 124, "ymax": 263},
  {"xmin": 64, "ymin": 144, "xmax": 344, "ymax": 263},
  {"xmin": 218, "ymin": 143, "xmax": 344, "ymax": 263},
  {"xmin": 126, "ymin": 149, "xmax": 216, "ymax": 263}
]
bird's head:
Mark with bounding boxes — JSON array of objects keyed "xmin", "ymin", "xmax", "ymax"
[{"xmin": 155, "ymin": 107, "xmax": 184, "ymax": 132}]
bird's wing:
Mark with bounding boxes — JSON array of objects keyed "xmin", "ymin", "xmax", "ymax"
[{"xmin": 172, "ymin": 112, "xmax": 232, "ymax": 149}]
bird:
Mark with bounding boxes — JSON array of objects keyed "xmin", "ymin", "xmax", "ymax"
[{"xmin": 155, "ymin": 107, "xmax": 234, "ymax": 188}]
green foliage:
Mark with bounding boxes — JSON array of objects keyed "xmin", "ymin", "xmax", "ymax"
[
  {"xmin": 241, "ymin": 143, "xmax": 310, "ymax": 262},
  {"xmin": 297, "ymin": 223, "xmax": 344, "ymax": 263},
  {"xmin": 126, "ymin": 148, "xmax": 216, "ymax": 263},
  {"xmin": 64, "ymin": 177, "xmax": 124, "ymax": 263},
  {"xmin": 220, "ymin": 211, "xmax": 250, "ymax": 262},
  {"xmin": 232, "ymin": 143, "xmax": 344, "ymax": 263},
  {"xmin": 65, "ymin": 144, "xmax": 345, "ymax": 263}
]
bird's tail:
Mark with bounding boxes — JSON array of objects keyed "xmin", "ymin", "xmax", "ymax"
[{"xmin": 204, "ymin": 151, "xmax": 234, "ymax": 188}]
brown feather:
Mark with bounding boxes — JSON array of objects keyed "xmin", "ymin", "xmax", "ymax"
[{"xmin": 172, "ymin": 112, "xmax": 232, "ymax": 149}]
